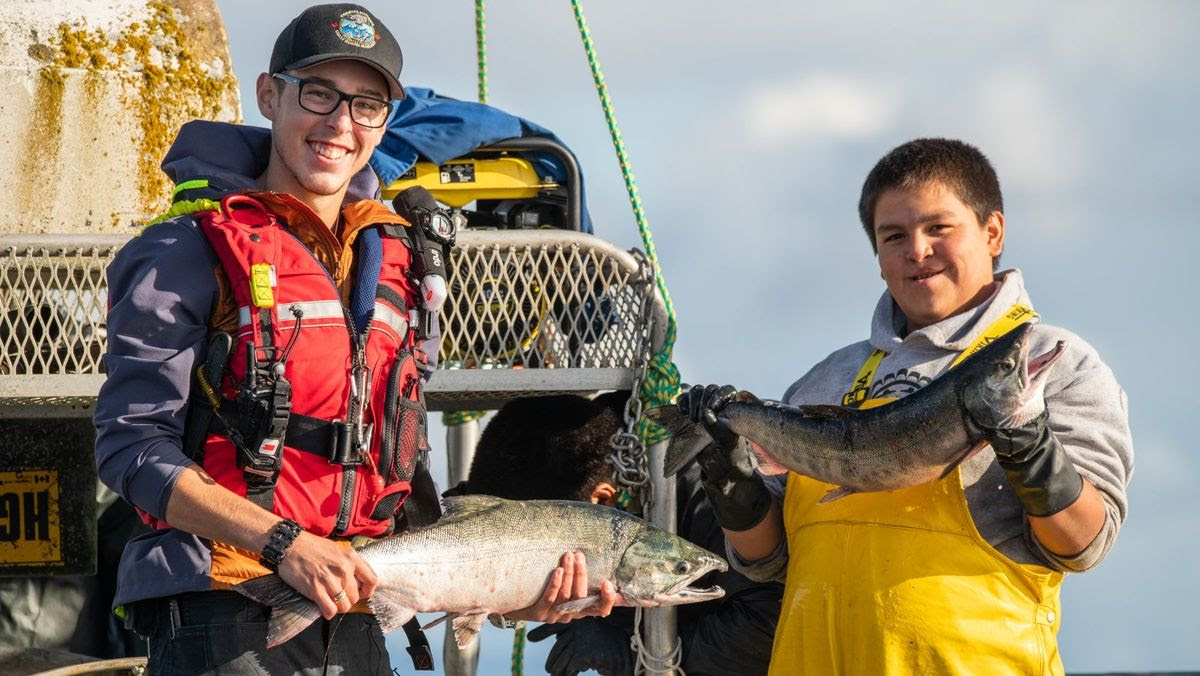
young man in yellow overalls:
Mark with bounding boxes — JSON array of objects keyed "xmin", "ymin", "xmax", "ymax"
[{"xmin": 678, "ymin": 138, "xmax": 1133, "ymax": 674}]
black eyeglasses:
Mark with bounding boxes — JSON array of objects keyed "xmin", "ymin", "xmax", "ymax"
[{"xmin": 272, "ymin": 73, "xmax": 394, "ymax": 128}]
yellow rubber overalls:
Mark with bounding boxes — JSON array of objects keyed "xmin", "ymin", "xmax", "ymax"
[{"xmin": 769, "ymin": 306, "xmax": 1065, "ymax": 675}]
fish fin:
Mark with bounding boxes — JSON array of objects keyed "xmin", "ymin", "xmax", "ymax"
[
  {"xmin": 753, "ymin": 459, "xmax": 789, "ymax": 476},
  {"xmin": 366, "ymin": 591, "xmax": 417, "ymax": 634},
  {"xmin": 938, "ymin": 440, "xmax": 990, "ymax": 480},
  {"xmin": 746, "ymin": 442, "xmax": 789, "ymax": 476},
  {"xmin": 818, "ymin": 486, "xmax": 859, "ymax": 503},
  {"xmin": 440, "ymin": 494, "xmax": 506, "ymax": 521},
  {"xmin": 645, "ymin": 406, "xmax": 715, "ymax": 477},
  {"xmin": 555, "ymin": 595, "xmax": 600, "ymax": 614},
  {"xmin": 733, "ymin": 390, "xmax": 763, "ymax": 404},
  {"xmin": 798, "ymin": 404, "xmax": 858, "ymax": 419},
  {"xmin": 424, "ymin": 614, "xmax": 456, "ymax": 633},
  {"xmin": 420, "ymin": 613, "xmax": 454, "ymax": 631},
  {"xmin": 451, "ymin": 612, "xmax": 488, "ymax": 647},
  {"xmin": 233, "ymin": 574, "xmax": 321, "ymax": 648}
]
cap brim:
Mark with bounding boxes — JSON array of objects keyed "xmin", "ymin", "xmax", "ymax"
[{"xmin": 283, "ymin": 55, "xmax": 405, "ymax": 102}]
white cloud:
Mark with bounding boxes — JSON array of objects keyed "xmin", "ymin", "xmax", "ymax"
[
  {"xmin": 743, "ymin": 75, "xmax": 892, "ymax": 145},
  {"xmin": 967, "ymin": 69, "xmax": 1086, "ymax": 192}
]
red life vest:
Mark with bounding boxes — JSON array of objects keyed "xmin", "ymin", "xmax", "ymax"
[{"xmin": 189, "ymin": 193, "xmax": 428, "ymax": 538}]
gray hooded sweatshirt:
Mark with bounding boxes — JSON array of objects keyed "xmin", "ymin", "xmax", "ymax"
[{"xmin": 733, "ymin": 269, "xmax": 1133, "ymax": 581}]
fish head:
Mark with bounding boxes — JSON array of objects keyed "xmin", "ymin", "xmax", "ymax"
[
  {"xmin": 962, "ymin": 323, "xmax": 1066, "ymax": 429},
  {"xmin": 614, "ymin": 525, "xmax": 728, "ymax": 607}
]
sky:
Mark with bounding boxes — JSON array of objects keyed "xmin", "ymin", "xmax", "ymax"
[{"xmin": 214, "ymin": 1, "xmax": 1200, "ymax": 672}]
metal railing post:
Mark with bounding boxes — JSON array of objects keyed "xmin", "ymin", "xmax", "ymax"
[
  {"xmin": 442, "ymin": 418, "xmax": 482, "ymax": 675},
  {"xmin": 644, "ymin": 438, "xmax": 679, "ymax": 673}
]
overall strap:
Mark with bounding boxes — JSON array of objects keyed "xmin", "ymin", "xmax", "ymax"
[
  {"xmin": 840, "ymin": 303, "xmax": 1037, "ymax": 408},
  {"xmin": 949, "ymin": 303, "xmax": 1036, "ymax": 368}
]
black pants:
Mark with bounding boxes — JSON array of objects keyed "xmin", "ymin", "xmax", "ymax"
[{"xmin": 142, "ymin": 591, "xmax": 392, "ymax": 676}]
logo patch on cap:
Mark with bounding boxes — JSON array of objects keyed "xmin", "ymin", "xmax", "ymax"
[{"xmin": 333, "ymin": 10, "xmax": 379, "ymax": 49}]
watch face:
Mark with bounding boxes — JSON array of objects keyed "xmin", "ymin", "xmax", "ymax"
[{"xmin": 430, "ymin": 212, "xmax": 455, "ymax": 240}]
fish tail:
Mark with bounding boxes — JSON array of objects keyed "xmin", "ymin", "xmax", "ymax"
[
  {"xmin": 233, "ymin": 574, "xmax": 322, "ymax": 648},
  {"xmin": 644, "ymin": 405, "xmax": 713, "ymax": 476}
]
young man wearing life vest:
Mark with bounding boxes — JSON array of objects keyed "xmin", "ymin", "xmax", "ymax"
[
  {"xmin": 93, "ymin": 4, "xmax": 614, "ymax": 673},
  {"xmin": 679, "ymin": 138, "xmax": 1133, "ymax": 673}
]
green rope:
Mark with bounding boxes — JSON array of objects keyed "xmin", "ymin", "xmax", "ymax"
[
  {"xmin": 475, "ymin": 0, "xmax": 488, "ymax": 104},
  {"xmin": 570, "ymin": 0, "xmax": 680, "ymax": 443},
  {"xmin": 445, "ymin": 2, "xmax": 490, "ymax": 431},
  {"xmin": 511, "ymin": 623, "xmax": 526, "ymax": 676},
  {"xmin": 636, "ymin": 347, "xmax": 682, "ymax": 444}
]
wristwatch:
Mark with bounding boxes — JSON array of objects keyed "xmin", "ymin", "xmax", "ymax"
[{"xmin": 260, "ymin": 518, "xmax": 302, "ymax": 571}]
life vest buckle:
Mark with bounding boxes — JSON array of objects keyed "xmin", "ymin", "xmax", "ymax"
[{"xmin": 330, "ymin": 420, "xmax": 373, "ymax": 467}]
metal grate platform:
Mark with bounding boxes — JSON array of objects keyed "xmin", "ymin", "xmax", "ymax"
[{"xmin": 0, "ymin": 231, "xmax": 666, "ymax": 416}]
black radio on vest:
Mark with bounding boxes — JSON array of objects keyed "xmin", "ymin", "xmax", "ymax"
[{"xmin": 392, "ymin": 186, "xmax": 456, "ymax": 340}]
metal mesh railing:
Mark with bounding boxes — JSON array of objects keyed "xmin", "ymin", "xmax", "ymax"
[
  {"xmin": 0, "ymin": 231, "xmax": 666, "ymax": 416},
  {"xmin": 444, "ymin": 231, "xmax": 654, "ymax": 369},
  {"xmin": 1, "ymin": 236, "xmax": 119, "ymax": 377}
]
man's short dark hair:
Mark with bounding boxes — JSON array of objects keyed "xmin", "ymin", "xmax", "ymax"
[
  {"xmin": 467, "ymin": 392, "xmax": 629, "ymax": 502},
  {"xmin": 858, "ymin": 138, "xmax": 1004, "ymax": 256}
]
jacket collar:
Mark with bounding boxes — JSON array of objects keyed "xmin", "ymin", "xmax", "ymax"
[
  {"xmin": 161, "ymin": 120, "xmax": 381, "ymax": 204},
  {"xmin": 869, "ymin": 268, "xmax": 1036, "ymax": 354}
]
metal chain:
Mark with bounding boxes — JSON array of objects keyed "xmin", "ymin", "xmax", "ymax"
[
  {"xmin": 611, "ymin": 257, "xmax": 684, "ymax": 674},
  {"xmin": 607, "ymin": 252, "xmax": 657, "ymax": 505}
]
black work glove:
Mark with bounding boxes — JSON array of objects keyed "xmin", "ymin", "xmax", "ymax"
[
  {"xmin": 527, "ymin": 617, "xmax": 634, "ymax": 676},
  {"xmin": 678, "ymin": 384, "xmax": 772, "ymax": 532},
  {"xmin": 968, "ymin": 409, "xmax": 1084, "ymax": 517}
]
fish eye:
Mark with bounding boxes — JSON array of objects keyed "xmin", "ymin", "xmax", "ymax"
[
  {"xmin": 674, "ymin": 561, "xmax": 690, "ymax": 575},
  {"xmin": 998, "ymin": 360, "xmax": 1015, "ymax": 372}
]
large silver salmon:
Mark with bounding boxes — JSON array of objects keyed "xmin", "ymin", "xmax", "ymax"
[
  {"xmin": 648, "ymin": 322, "xmax": 1065, "ymax": 502},
  {"xmin": 235, "ymin": 495, "xmax": 727, "ymax": 647}
]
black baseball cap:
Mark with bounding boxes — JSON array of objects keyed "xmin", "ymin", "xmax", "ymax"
[{"xmin": 270, "ymin": 3, "xmax": 405, "ymax": 101}]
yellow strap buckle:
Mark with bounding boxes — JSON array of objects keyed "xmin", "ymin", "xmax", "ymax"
[{"xmin": 843, "ymin": 349, "xmax": 886, "ymax": 406}]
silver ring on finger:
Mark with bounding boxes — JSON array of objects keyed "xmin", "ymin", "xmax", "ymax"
[{"xmin": 332, "ymin": 589, "xmax": 348, "ymax": 604}]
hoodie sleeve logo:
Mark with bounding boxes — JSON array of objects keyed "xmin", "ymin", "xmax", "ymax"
[{"xmin": 335, "ymin": 11, "xmax": 380, "ymax": 49}]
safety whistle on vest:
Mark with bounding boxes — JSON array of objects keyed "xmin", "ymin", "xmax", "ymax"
[{"xmin": 249, "ymin": 263, "xmax": 277, "ymax": 308}]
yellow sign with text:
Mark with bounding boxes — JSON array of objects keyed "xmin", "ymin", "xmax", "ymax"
[{"xmin": 0, "ymin": 470, "xmax": 62, "ymax": 565}]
